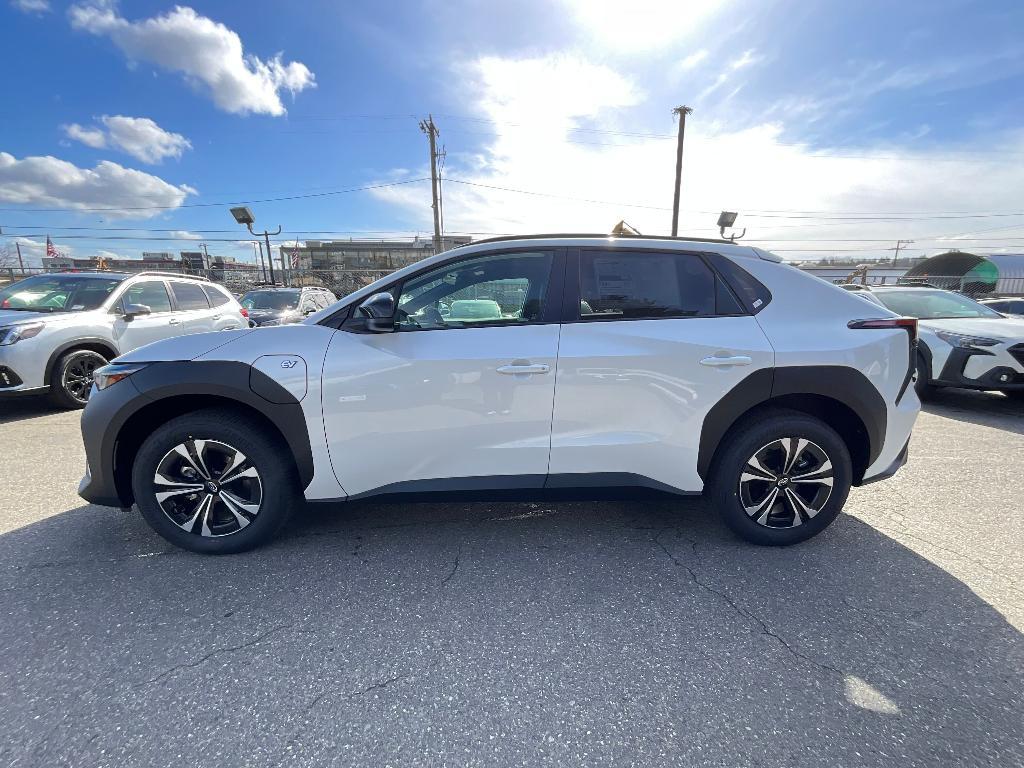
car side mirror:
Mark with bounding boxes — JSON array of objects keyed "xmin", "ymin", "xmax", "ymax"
[
  {"xmin": 357, "ymin": 292, "xmax": 395, "ymax": 332},
  {"xmin": 123, "ymin": 303, "xmax": 152, "ymax": 321}
]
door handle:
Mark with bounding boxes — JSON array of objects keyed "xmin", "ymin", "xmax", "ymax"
[
  {"xmin": 496, "ymin": 363, "xmax": 550, "ymax": 375},
  {"xmin": 168, "ymin": 318, "xmax": 182, "ymax": 326},
  {"xmin": 699, "ymin": 355, "xmax": 752, "ymax": 367}
]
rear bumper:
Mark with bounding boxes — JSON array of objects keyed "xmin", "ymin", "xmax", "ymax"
[{"xmin": 860, "ymin": 439, "xmax": 909, "ymax": 485}]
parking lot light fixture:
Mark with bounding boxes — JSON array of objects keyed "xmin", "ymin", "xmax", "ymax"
[{"xmin": 230, "ymin": 207, "xmax": 280, "ymax": 285}]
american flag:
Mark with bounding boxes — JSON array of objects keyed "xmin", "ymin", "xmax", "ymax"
[
  {"xmin": 46, "ymin": 236, "xmax": 61, "ymax": 259},
  {"xmin": 290, "ymin": 242, "xmax": 301, "ymax": 269}
]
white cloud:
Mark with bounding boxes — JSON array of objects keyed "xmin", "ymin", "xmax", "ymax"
[
  {"xmin": 170, "ymin": 230, "xmax": 201, "ymax": 240},
  {"xmin": 11, "ymin": 0, "xmax": 50, "ymax": 14},
  {"xmin": 103, "ymin": 116, "xmax": 190, "ymax": 163},
  {"xmin": 373, "ymin": 54, "xmax": 1024, "ymax": 261},
  {"xmin": 697, "ymin": 49, "xmax": 762, "ymax": 103},
  {"xmin": 562, "ymin": 0, "xmax": 728, "ymax": 53},
  {"xmin": 63, "ymin": 123, "xmax": 107, "ymax": 149},
  {"xmin": 0, "ymin": 151, "xmax": 195, "ymax": 218},
  {"xmin": 68, "ymin": 2, "xmax": 315, "ymax": 116},
  {"xmin": 672, "ymin": 50, "xmax": 709, "ymax": 75}
]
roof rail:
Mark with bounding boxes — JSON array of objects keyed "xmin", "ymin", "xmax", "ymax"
[
  {"xmin": 460, "ymin": 233, "xmax": 734, "ymax": 248},
  {"xmin": 133, "ymin": 270, "xmax": 212, "ymax": 281}
]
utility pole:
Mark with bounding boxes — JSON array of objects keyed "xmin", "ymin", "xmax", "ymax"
[
  {"xmin": 15, "ymin": 241, "xmax": 25, "ymax": 274},
  {"xmin": 255, "ymin": 241, "xmax": 267, "ymax": 282},
  {"xmin": 891, "ymin": 239, "xmax": 914, "ymax": 266},
  {"xmin": 420, "ymin": 115, "xmax": 442, "ymax": 253},
  {"xmin": 670, "ymin": 105, "xmax": 693, "ymax": 237}
]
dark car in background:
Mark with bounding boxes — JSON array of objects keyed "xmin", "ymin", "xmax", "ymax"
[{"xmin": 239, "ymin": 286, "xmax": 336, "ymax": 327}]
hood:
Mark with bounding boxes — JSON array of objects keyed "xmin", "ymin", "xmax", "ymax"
[
  {"xmin": 920, "ymin": 316, "xmax": 1024, "ymax": 341},
  {"xmin": 247, "ymin": 308, "xmax": 301, "ymax": 325},
  {"xmin": 115, "ymin": 328, "xmax": 254, "ymax": 363},
  {"xmin": 0, "ymin": 309, "xmax": 61, "ymax": 325}
]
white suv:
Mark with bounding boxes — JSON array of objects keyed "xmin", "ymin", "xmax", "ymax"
[
  {"xmin": 0, "ymin": 271, "xmax": 248, "ymax": 408},
  {"xmin": 78, "ymin": 236, "xmax": 920, "ymax": 553}
]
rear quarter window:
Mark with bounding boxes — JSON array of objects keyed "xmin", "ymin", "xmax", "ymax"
[
  {"xmin": 710, "ymin": 255, "xmax": 772, "ymax": 314},
  {"xmin": 202, "ymin": 285, "xmax": 232, "ymax": 307}
]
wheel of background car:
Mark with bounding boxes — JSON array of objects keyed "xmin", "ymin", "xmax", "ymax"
[
  {"xmin": 914, "ymin": 351, "xmax": 935, "ymax": 401},
  {"xmin": 48, "ymin": 349, "xmax": 108, "ymax": 409},
  {"xmin": 708, "ymin": 408, "xmax": 852, "ymax": 546},
  {"xmin": 131, "ymin": 408, "xmax": 299, "ymax": 554}
]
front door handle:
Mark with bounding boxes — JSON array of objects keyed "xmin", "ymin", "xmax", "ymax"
[
  {"xmin": 699, "ymin": 355, "xmax": 752, "ymax": 367},
  {"xmin": 496, "ymin": 363, "xmax": 550, "ymax": 375}
]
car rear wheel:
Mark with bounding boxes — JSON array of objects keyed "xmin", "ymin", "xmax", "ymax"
[
  {"xmin": 48, "ymin": 349, "xmax": 108, "ymax": 409},
  {"xmin": 708, "ymin": 409, "xmax": 852, "ymax": 546},
  {"xmin": 132, "ymin": 408, "xmax": 299, "ymax": 554}
]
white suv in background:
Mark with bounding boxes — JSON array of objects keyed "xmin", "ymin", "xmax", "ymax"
[
  {"xmin": 79, "ymin": 235, "xmax": 920, "ymax": 553},
  {"xmin": 0, "ymin": 271, "xmax": 248, "ymax": 408}
]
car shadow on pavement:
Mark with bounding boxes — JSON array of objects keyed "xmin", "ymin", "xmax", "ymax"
[
  {"xmin": 1, "ymin": 498, "xmax": 1021, "ymax": 767},
  {"xmin": 0, "ymin": 398, "xmax": 65, "ymax": 425},
  {"xmin": 922, "ymin": 388, "xmax": 1024, "ymax": 434}
]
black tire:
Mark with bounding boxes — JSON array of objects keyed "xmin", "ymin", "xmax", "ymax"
[
  {"xmin": 707, "ymin": 408, "xmax": 853, "ymax": 546},
  {"xmin": 914, "ymin": 351, "xmax": 935, "ymax": 401},
  {"xmin": 47, "ymin": 349, "xmax": 108, "ymax": 409},
  {"xmin": 131, "ymin": 408, "xmax": 299, "ymax": 554}
]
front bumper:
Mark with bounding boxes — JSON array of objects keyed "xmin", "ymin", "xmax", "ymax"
[
  {"xmin": 861, "ymin": 439, "xmax": 909, "ymax": 485},
  {"xmin": 935, "ymin": 346, "xmax": 1024, "ymax": 390},
  {"xmin": 0, "ymin": 343, "xmax": 48, "ymax": 395},
  {"xmin": 78, "ymin": 378, "xmax": 144, "ymax": 507}
]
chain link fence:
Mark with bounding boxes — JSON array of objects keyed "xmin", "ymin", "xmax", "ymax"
[{"xmin": 4, "ymin": 265, "xmax": 1024, "ymax": 302}]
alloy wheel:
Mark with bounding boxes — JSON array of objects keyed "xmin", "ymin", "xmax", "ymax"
[
  {"xmin": 153, "ymin": 439, "xmax": 263, "ymax": 537},
  {"xmin": 62, "ymin": 353, "xmax": 105, "ymax": 404},
  {"xmin": 738, "ymin": 437, "xmax": 834, "ymax": 528}
]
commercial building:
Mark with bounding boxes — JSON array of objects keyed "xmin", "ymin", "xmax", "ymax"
[{"xmin": 278, "ymin": 236, "xmax": 472, "ymax": 272}]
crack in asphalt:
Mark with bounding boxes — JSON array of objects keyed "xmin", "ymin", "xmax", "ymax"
[
  {"xmin": 652, "ymin": 528, "xmax": 844, "ymax": 678},
  {"xmin": 441, "ymin": 540, "xmax": 463, "ymax": 586},
  {"xmin": 134, "ymin": 623, "xmax": 294, "ymax": 689}
]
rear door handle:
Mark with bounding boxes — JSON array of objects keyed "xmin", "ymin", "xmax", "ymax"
[
  {"xmin": 496, "ymin": 363, "xmax": 550, "ymax": 375},
  {"xmin": 699, "ymin": 355, "xmax": 752, "ymax": 367}
]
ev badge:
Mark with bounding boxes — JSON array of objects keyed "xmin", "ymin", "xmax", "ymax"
[{"xmin": 280, "ymin": 359, "xmax": 298, "ymax": 369}]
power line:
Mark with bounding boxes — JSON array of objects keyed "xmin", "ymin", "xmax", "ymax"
[{"xmin": 0, "ymin": 178, "xmax": 430, "ymax": 214}]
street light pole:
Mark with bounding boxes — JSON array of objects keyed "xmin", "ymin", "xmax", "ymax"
[
  {"xmin": 247, "ymin": 223, "xmax": 281, "ymax": 285},
  {"xmin": 670, "ymin": 105, "xmax": 693, "ymax": 237}
]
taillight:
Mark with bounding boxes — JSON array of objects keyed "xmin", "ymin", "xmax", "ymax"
[
  {"xmin": 239, "ymin": 308, "xmax": 249, "ymax": 318},
  {"xmin": 848, "ymin": 317, "xmax": 917, "ymax": 343}
]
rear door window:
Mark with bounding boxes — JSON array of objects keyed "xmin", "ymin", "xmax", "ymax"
[
  {"xmin": 122, "ymin": 281, "xmax": 172, "ymax": 313},
  {"xmin": 170, "ymin": 281, "xmax": 211, "ymax": 311},
  {"xmin": 579, "ymin": 250, "xmax": 716, "ymax": 319}
]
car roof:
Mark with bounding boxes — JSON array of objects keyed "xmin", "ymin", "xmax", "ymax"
[{"xmin": 31, "ymin": 271, "xmax": 130, "ymax": 280}]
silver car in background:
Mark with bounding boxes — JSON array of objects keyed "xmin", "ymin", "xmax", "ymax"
[{"xmin": 0, "ymin": 271, "xmax": 249, "ymax": 408}]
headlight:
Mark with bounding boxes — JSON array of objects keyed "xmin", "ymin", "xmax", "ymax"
[
  {"xmin": 935, "ymin": 331, "xmax": 1001, "ymax": 349},
  {"xmin": 0, "ymin": 323, "xmax": 44, "ymax": 346},
  {"xmin": 93, "ymin": 363, "xmax": 148, "ymax": 391}
]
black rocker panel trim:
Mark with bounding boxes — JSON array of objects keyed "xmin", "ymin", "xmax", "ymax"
[
  {"xmin": 696, "ymin": 365, "xmax": 887, "ymax": 481},
  {"xmin": 314, "ymin": 472, "xmax": 701, "ymax": 504}
]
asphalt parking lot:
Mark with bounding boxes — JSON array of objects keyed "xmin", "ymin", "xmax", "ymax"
[{"xmin": 1, "ymin": 392, "xmax": 1022, "ymax": 767}]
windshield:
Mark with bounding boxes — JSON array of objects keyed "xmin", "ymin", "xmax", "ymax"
[
  {"xmin": 0, "ymin": 275, "xmax": 122, "ymax": 313},
  {"xmin": 873, "ymin": 289, "xmax": 1003, "ymax": 319},
  {"xmin": 240, "ymin": 291, "xmax": 300, "ymax": 311}
]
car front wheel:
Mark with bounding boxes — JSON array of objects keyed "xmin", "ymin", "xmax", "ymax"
[
  {"xmin": 131, "ymin": 409, "xmax": 299, "ymax": 554},
  {"xmin": 48, "ymin": 349, "xmax": 108, "ymax": 409},
  {"xmin": 708, "ymin": 409, "xmax": 853, "ymax": 546}
]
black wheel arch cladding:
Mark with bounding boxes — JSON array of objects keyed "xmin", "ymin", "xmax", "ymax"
[
  {"xmin": 45, "ymin": 337, "xmax": 118, "ymax": 382},
  {"xmin": 697, "ymin": 366, "xmax": 887, "ymax": 483},
  {"xmin": 81, "ymin": 360, "xmax": 315, "ymax": 507}
]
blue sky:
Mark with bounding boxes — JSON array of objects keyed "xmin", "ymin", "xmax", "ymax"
[{"xmin": 3, "ymin": 0, "xmax": 1024, "ymax": 265}]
